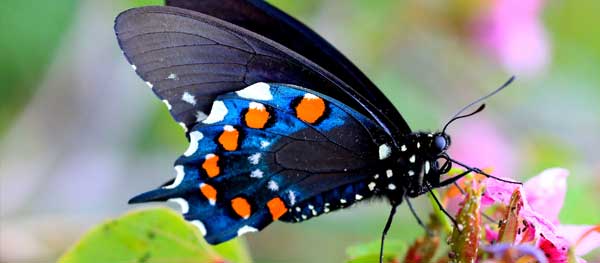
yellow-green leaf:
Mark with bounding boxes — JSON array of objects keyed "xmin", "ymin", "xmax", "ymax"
[{"xmin": 59, "ymin": 208, "xmax": 251, "ymax": 263}]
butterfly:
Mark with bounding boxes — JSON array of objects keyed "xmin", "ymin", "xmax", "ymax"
[{"xmin": 114, "ymin": 0, "xmax": 516, "ymax": 261}]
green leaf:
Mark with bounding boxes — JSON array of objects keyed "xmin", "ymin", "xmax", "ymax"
[
  {"xmin": 130, "ymin": 0, "xmax": 163, "ymax": 7},
  {"xmin": 346, "ymin": 239, "xmax": 406, "ymax": 263},
  {"xmin": 59, "ymin": 208, "xmax": 252, "ymax": 263}
]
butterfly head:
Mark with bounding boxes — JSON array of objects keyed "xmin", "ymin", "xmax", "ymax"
[{"xmin": 393, "ymin": 131, "xmax": 454, "ymax": 198}]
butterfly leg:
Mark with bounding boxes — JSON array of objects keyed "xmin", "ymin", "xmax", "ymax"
[
  {"xmin": 437, "ymin": 169, "xmax": 472, "ymax": 187},
  {"xmin": 379, "ymin": 204, "xmax": 397, "ymax": 263},
  {"xmin": 425, "ymin": 184, "xmax": 459, "ymax": 231},
  {"xmin": 405, "ymin": 197, "xmax": 431, "ymax": 236}
]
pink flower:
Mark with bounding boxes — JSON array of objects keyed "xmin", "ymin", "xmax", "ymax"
[
  {"xmin": 481, "ymin": 168, "xmax": 600, "ymax": 262},
  {"xmin": 471, "ymin": 0, "xmax": 551, "ymax": 76}
]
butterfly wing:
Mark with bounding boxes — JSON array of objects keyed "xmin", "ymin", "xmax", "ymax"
[
  {"xmin": 164, "ymin": 0, "xmax": 410, "ymax": 134},
  {"xmin": 114, "ymin": 6, "xmax": 409, "ymax": 136},
  {"xmin": 129, "ymin": 83, "xmax": 394, "ymax": 244}
]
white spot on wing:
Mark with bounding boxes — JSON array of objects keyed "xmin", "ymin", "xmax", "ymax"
[
  {"xmin": 167, "ymin": 73, "xmax": 178, "ymax": 80},
  {"xmin": 237, "ymin": 225, "xmax": 258, "ymax": 236},
  {"xmin": 131, "ymin": 64, "xmax": 137, "ymax": 70},
  {"xmin": 202, "ymin": 100, "xmax": 228, "ymax": 124},
  {"xmin": 340, "ymin": 199, "xmax": 347, "ymax": 204},
  {"xmin": 250, "ymin": 169, "xmax": 263, "ymax": 178},
  {"xmin": 409, "ymin": 155, "xmax": 416, "ymax": 163},
  {"xmin": 260, "ymin": 141, "xmax": 271, "ymax": 148},
  {"xmin": 388, "ymin": 184, "xmax": 396, "ymax": 190},
  {"xmin": 179, "ymin": 122, "xmax": 188, "ymax": 132},
  {"xmin": 190, "ymin": 220, "xmax": 207, "ymax": 236},
  {"xmin": 145, "ymin": 81, "xmax": 153, "ymax": 88},
  {"xmin": 288, "ymin": 190, "xmax": 297, "ymax": 205},
  {"xmin": 248, "ymin": 153, "xmax": 261, "ymax": 165},
  {"xmin": 386, "ymin": 169, "xmax": 393, "ymax": 178},
  {"xmin": 223, "ymin": 125, "xmax": 235, "ymax": 131},
  {"xmin": 195, "ymin": 111, "xmax": 208, "ymax": 122},
  {"xmin": 401, "ymin": 145, "xmax": 407, "ymax": 152},
  {"xmin": 168, "ymin": 198, "xmax": 189, "ymax": 214},
  {"xmin": 163, "ymin": 165, "xmax": 185, "ymax": 189},
  {"xmin": 162, "ymin": 100, "xmax": 172, "ymax": 110},
  {"xmin": 379, "ymin": 144, "xmax": 392, "ymax": 160},
  {"xmin": 236, "ymin": 82, "xmax": 273, "ymax": 100},
  {"xmin": 355, "ymin": 194, "xmax": 363, "ymax": 200},
  {"xmin": 268, "ymin": 180, "xmax": 279, "ymax": 191},
  {"xmin": 424, "ymin": 161, "xmax": 430, "ymax": 174},
  {"xmin": 304, "ymin": 93, "xmax": 319, "ymax": 99},
  {"xmin": 181, "ymin": 92, "xmax": 197, "ymax": 105},
  {"xmin": 249, "ymin": 101, "xmax": 265, "ymax": 110},
  {"xmin": 184, "ymin": 131, "xmax": 203, "ymax": 157}
]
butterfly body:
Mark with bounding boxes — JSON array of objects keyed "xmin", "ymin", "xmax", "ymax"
[{"xmin": 116, "ymin": 1, "xmax": 455, "ymax": 247}]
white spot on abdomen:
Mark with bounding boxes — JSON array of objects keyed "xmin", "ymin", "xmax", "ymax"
[
  {"xmin": 183, "ymin": 131, "xmax": 203, "ymax": 156},
  {"xmin": 203, "ymin": 100, "xmax": 228, "ymax": 124},
  {"xmin": 181, "ymin": 92, "xmax": 197, "ymax": 105},
  {"xmin": 163, "ymin": 165, "xmax": 185, "ymax": 189},
  {"xmin": 379, "ymin": 144, "xmax": 392, "ymax": 160},
  {"xmin": 236, "ymin": 82, "xmax": 273, "ymax": 100}
]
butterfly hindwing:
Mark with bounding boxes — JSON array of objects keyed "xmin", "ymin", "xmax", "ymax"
[
  {"xmin": 114, "ymin": 6, "xmax": 408, "ymax": 136},
  {"xmin": 129, "ymin": 83, "xmax": 393, "ymax": 244}
]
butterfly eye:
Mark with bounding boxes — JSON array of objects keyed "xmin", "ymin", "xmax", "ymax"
[{"xmin": 434, "ymin": 135, "xmax": 447, "ymax": 151}]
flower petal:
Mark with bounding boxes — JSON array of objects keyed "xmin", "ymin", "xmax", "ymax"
[
  {"xmin": 558, "ymin": 224, "xmax": 600, "ymax": 256},
  {"xmin": 524, "ymin": 168, "xmax": 569, "ymax": 224}
]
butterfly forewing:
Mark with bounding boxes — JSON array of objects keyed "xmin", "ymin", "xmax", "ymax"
[
  {"xmin": 129, "ymin": 83, "xmax": 394, "ymax": 244},
  {"xmin": 165, "ymin": 0, "xmax": 410, "ymax": 134},
  {"xmin": 114, "ymin": 6, "xmax": 407, "ymax": 137}
]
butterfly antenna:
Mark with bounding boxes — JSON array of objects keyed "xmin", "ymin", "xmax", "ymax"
[
  {"xmin": 380, "ymin": 204, "xmax": 398, "ymax": 263},
  {"xmin": 446, "ymin": 157, "xmax": 522, "ymax": 185},
  {"xmin": 442, "ymin": 76, "xmax": 515, "ymax": 133}
]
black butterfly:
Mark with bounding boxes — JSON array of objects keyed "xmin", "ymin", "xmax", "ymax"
[{"xmin": 114, "ymin": 0, "xmax": 515, "ymax": 261}]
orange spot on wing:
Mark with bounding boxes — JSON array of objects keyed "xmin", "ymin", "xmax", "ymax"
[
  {"xmin": 218, "ymin": 126, "xmax": 239, "ymax": 151},
  {"xmin": 295, "ymin": 94, "xmax": 326, "ymax": 123},
  {"xmin": 231, "ymin": 197, "xmax": 251, "ymax": 219},
  {"xmin": 200, "ymin": 183, "xmax": 217, "ymax": 204},
  {"xmin": 267, "ymin": 197, "xmax": 287, "ymax": 221},
  {"xmin": 202, "ymin": 154, "xmax": 220, "ymax": 178},
  {"xmin": 245, "ymin": 103, "xmax": 270, "ymax": 129}
]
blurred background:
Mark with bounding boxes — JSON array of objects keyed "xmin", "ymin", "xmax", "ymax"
[{"xmin": 1, "ymin": 0, "xmax": 599, "ymax": 262}]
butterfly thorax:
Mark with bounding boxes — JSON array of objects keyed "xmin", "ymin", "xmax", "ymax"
[{"xmin": 376, "ymin": 132, "xmax": 452, "ymax": 204}]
